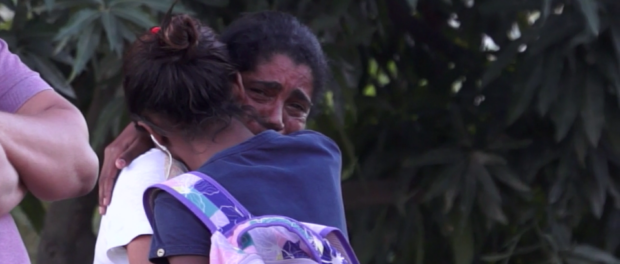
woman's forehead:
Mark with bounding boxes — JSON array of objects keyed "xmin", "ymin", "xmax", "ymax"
[{"xmin": 242, "ymin": 55, "xmax": 314, "ymax": 98}]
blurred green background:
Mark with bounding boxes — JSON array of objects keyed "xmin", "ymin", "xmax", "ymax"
[{"xmin": 4, "ymin": 0, "xmax": 620, "ymax": 263}]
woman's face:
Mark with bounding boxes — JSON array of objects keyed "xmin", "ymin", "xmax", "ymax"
[{"xmin": 241, "ymin": 54, "xmax": 314, "ymax": 135}]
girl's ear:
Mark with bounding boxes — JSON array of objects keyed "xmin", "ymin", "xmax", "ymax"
[
  {"xmin": 136, "ymin": 121, "xmax": 166, "ymax": 149},
  {"xmin": 231, "ymin": 72, "xmax": 247, "ymax": 103}
]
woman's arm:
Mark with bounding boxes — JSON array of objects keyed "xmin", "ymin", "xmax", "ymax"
[{"xmin": 127, "ymin": 235, "xmax": 155, "ymax": 264}]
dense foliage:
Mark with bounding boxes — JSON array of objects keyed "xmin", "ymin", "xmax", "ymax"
[{"xmin": 4, "ymin": 0, "xmax": 620, "ymax": 263}]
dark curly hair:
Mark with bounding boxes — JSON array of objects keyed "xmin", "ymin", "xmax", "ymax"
[
  {"xmin": 122, "ymin": 12, "xmax": 242, "ymax": 138},
  {"xmin": 220, "ymin": 11, "xmax": 329, "ymax": 104}
]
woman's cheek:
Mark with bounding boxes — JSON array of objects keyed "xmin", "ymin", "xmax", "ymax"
[{"xmin": 283, "ymin": 119, "xmax": 306, "ymax": 134}]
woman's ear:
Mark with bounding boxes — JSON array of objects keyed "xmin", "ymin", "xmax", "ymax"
[{"xmin": 231, "ymin": 72, "xmax": 247, "ymax": 102}]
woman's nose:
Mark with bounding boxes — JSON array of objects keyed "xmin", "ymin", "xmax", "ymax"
[{"xmin": 263, "ymin": 107, "xmax": 284, "ymax": 132}]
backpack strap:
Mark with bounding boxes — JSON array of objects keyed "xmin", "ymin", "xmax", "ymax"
[
  {"xmin": 302, "ymin": 223, "xmax": 361, "ymax": 264},
  {"xmin": 143, "ymin": 171, "xmax": 252, "ymax": 235}
]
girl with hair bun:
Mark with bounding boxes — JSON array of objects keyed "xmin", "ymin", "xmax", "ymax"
[{"xmin": 94, "ymin": 11, "xmax": 346, "ymax": 264}]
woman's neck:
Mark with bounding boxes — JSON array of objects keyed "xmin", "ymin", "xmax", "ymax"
[{"xmin": 174, "ymin": 119, "xmax": 254, "ymax": 170}]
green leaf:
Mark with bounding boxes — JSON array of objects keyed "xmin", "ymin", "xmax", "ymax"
[
  {"xmin": 112, "ymin": 7, "xmax": 155, "ymax": 29},
  {"xmin": 549, "ymin": 157, "xmax": 570, "ymax": 204},
  {"xmin": 0, "ymin": 0, "xmax": 15, "ymax": 9},
  {"xmin": 460, "ymin": 161, "xmax": 478, "ymax": 221},
  {"xmin": 44, "ymin": 0, "xmax": 55, "ymax": 11},
  {"xmin": 474, "ymin": 162, "xmax": 502, "ymax": 203},
  {"xmin": 480, "ymin": 41, "xmax": 521, "ymax": 89},
  {"xmin": 477, "ymin": 0, "xmax": 539, "ymax": 15},
  {"xmin": 117, "ymin": 20, "xmax": 137, "ymax": 42},
  {"xmin": 404, "ymin": 147, "xmax": 463, "ymax": 167},
  {"xmin": 91, "ymin": 97, "xmax": 125, "ymax": 149},
  {"xmin": 611, "ymin": 25, "xmax": 620, "ymax": 77},
  {"xmin": 423, "ymin": 161, "xmax": 465, "ymax": 203},
  {"xmin": 550, "ymin": 65, "xmax": 582, "ymax": 142},
  {"xmin": 586, "ymin": 177, "xmax": 605, "ymax": 219},
  {"xmin": 54, "ymin": 9, "xmax": 100, "ymax": 41},
  {"xmin": 570, "ymin": 244, "xmax": 620, "ymax": 264},
  {"xmin": 18, "ymin": 193, "xmax": 46, "ymax": 234},
  {"xmin": 450, "ymin": 222, "xmax": 474, "ymax": 264},
  {"xmin": 101, "ymin": 10, "xmax": 121, "ymax": 55},
  {"xmin": 194, "ymin": 0, "xmax": 230, "ymax": 7},
  {"xmin": 487, "ymin": 165, "xmax": 531, "ymax": 192},
  {"xmin": 110, "ymin": 0, "xmax": 193, "ymax": 13},
  {"xmin": 541, "ymin": 0, "xmax": 552, "ymax": 20},
  {"xmin": 537, "ymin": 48, "xmax": 563, "ymax": 116},
  {"xmin": 589, "ymin": 149, "xmax": 609, "ymax": 218},
  {"xmin": 574, "ymin": 127, "xmax": 588, "ymax": 165},
  {"xmin": 28, "ymin": 54, "xmax": 76, "ymax": 98},
  {"xmin": 477, "ymin": 191, "xmax": 508, "ymax": 224},
  {"xmin": 69, "ymin": 24, "xmax": 101, "ymax": 81},
  {"xmin": 595, "ymin": 47, "xmax": 620, "ymax": 107},
  {"xmin": 406, "ymin": 0, "xmax": 418, "ymax": 10},
  {"xmin": 581, "ymin": 70, "xmax": 605, "ymax": 147},
  {"xmin": 527, "ymin": 17, "xmax": 579, "ymax": 56},
  {"xmin": 576, "ymin": 0, "xmax": 600, "ymax": 35},
  {"xmin": 508, "ymin": 56, "xmax": 543, "ymax": 124}
]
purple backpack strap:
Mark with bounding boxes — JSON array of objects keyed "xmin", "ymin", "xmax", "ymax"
[
  {"xmin": 143, "ymin": 171, "xmax": 252, "ymax": 234},
  {"xmin": 303, "ymin": 223, "xmax": 360, "ymax": 264}
]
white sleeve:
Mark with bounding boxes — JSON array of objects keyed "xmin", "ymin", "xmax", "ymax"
[{"xmin": 96, "ymin": 148, "xmax": 168, "ymax": 261}]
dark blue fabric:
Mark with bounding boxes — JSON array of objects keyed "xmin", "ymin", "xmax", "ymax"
[{"xmin": 148, "ymin": 130, "xmax": 347, "ymax": 262}]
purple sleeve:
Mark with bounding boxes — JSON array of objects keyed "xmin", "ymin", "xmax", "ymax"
[{"xmin": 0, "ymin": 38, "xmax": 52, "ymax": 113}]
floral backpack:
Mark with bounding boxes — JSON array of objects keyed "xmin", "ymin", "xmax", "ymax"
[{"xmin": 143, "ymin": 171, "xmax": 360, "ymax": 264}]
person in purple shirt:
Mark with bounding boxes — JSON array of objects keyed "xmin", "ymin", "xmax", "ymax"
[{"xmin": 0, "ymin": 38, "xmax": 99, "ymax": 263}]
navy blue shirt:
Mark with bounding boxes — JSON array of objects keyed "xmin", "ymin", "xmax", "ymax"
[{"xmin": 148, "ymin": 130, "xmax": 347, "ymax": 263}]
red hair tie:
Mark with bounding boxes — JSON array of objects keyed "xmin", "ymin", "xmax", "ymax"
[{"xmin": 150, "ymin": 26, "xmax": 161, "ymax": 34}]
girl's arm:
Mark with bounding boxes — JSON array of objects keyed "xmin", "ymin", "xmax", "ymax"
[
  {"xmin": 169, "ymin": 256, "xmax": 209, "ymax": 264},
  {"xmin": 127, "ymin": 235, "xmax": 155, "ymax": 264},
  {"xmin": 149, "ymin": 192, "xmax": 213, "ymax": 263}
]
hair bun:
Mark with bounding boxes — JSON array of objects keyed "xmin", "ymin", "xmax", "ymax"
[{"xmin": 160, "ymin": 14, "xmax": 199, "ymax": 54}]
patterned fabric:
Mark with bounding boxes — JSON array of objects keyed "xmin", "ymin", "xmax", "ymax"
[{"xmin": 144, "ymin": 172, "xmax": 359, "ymax": 264}]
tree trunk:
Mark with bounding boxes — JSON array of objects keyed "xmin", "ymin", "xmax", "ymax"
[{"xmin": 36, "ymin": 192, "xmax": 97, "ymax": 264}]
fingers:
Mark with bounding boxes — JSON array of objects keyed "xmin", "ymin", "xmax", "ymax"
[
  {"xmin": 99, "ymin": 143, "xmax": 122, "ymax": 215},
  {"xmin": 98, "ymin": 124, "xmax": 136, "ymax": 215},
  {"xmin": 119, "ymin": 134, "xmax": 152, "ymax": 169},
  {"xmin": 98, "ymin": 124, "xmax": 152, "ymax": 215}
]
